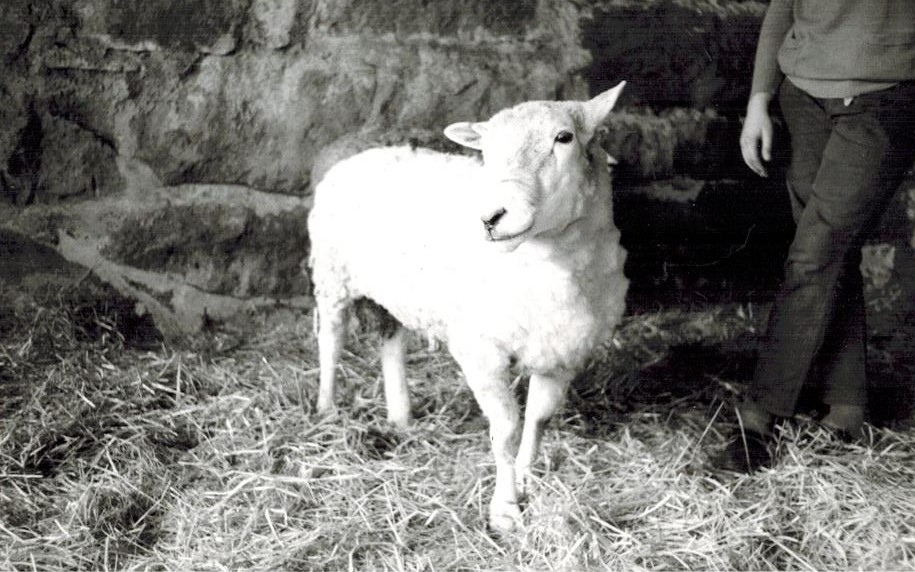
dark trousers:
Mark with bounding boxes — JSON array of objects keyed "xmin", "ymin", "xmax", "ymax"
[{"xmin": 749, "ymin": 79, "xmax": 915, "ymax": 417}]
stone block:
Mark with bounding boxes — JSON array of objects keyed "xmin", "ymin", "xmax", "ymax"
[
  {"xmin": 1, "ymin": 184, "xmax": 312, "ymax": 337},
  {"xmin": 3, "ymin": 0, "xmax": 589, "ymax": 202},
  {"xmin": 603, "ymin": 107, "xmax": 742, "ymax": 180},
  {"xmin": 864, "ymin": 178, "xmax": 915, "ymax": 334},
  {"xmin": 0, "ymin": 0, "xmax": 31, "ymax": 60},
  {"xmin": 582, "ymin": 0, "xmax": 767, "ymax": 109},
  {"xmin": 103, "ymin": 200, "xmax": 310, "ymax": 299},
  {"xmin": 0, "ymin": 228, "xmax": 163, "ymax": 347},
  {"xmin": 1, "ymin": 101, "xmax": 40, "ymax": 206},
  {"xmin": 246, "ymin": 0, "xmax": 304, "ymax": 49},
  {"xmin": 36, "ymin": 115, "xmax": 123, "ymax": 201},
  {"xmin": 313, "ymin": 0, "xmax": 538, "ymax": 37},
  {"xmin": 126, "ymin": 38, "xmax": 583, "ymax": 194},
  {"xmin": 87, "ymin": 0, "xmax": 249, "ymax": 53}
]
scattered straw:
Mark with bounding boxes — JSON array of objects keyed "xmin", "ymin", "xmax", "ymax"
[{"xmin": 1, "ymin": 285, "xmax": 913, "ymax": 570}]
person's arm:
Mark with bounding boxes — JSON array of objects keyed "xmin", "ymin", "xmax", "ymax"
[
  {"xmin": 750, "ymin": 0, "xmax": 793, "ymax": 97},
  {"xmin": 741, "ymin": 0, "xmax": 793, "ymax": 177}
]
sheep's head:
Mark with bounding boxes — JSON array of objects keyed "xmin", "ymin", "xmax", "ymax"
[{"xmin": 444, "ymin": 81, "xmax": 625, "ymax": 250}]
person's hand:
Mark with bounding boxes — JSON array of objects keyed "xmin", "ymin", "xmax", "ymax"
[{"xmin": 740, "ymin": 92, "xmax": 774, "ymax": 178}]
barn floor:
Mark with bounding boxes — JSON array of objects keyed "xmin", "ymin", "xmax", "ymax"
[{"xmin": 1, "ymin": 282, "xmax": 914, "ymax": 571}]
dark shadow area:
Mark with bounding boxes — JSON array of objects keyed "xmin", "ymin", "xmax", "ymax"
[
  {"xmin": 580, "ymin": 3, "xmax": 760, "ymax": 110},
  {"xmin": 615, "ymin": 175, "xmax": 795, "ymax": 313},
  {"xmin": 868, "ymin": 357, "xmax": 915, "ymax": 426},
  {"xmin": 568, "ymin": 340, "xmax": 759, "ymax": 437},
  {"xmin": 567, "ymin": 329, "xmax": 914, "ymax": 437}
]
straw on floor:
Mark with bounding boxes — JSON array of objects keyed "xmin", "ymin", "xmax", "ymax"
[{"xmin": 1, "ymin": 283, "xmax": 913, "ymax": 571}]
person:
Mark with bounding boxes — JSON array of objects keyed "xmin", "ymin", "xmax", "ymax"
[{"xmin": 715, "ymin": 0, "xmax": 915, "ymax": 473}]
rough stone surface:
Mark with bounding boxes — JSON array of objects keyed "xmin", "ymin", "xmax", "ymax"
[
  {"xmin": 0, "ymin": 0, "xmax": 590, "ymax": 199},
  {"xmin": 1, "ymin": 185, "xmax": 311, "ymax": 337},
  {"xmin": 582, "ymin": 1, "xmax": 767, "ymax": 110},
  {"xmin": 0, "ymin": 227, "xmax": 163, "ymax": 347},
  {"xmin": 77, "ymin": 0, "xmax": 248, "ymax": 53},
  {"xmin": 103, "ymin": 200, "xmax": 310, "ymax": 298},
  {"xmin": 0, "ymin": 2, "xmax": 32, "ymax": 60},
  {"xmin": 603, "ymin": 108, "xmax": 742, "ymax": 180},
  {"xmin": 0, "ymin": 99, "xmax": 37, "ymax": 205},
  {"xmin": 313, "ymin": 0, "xmax": 539, "ymax": 36},
  {"xmin": 37, "ymin": 115, "xmax": 123, "ymax": 201},
  {"xmin": 866, "ymin": 179, "xmax": 915, "ymax": 335},
  {"xmin": 246, "ymin": 0, "xmax": 301, "ymax": 49}
]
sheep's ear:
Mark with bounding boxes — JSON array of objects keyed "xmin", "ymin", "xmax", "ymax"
[
  {"xmin": 444, "ymin": 121, "xmax": 487, "ymax": 150},
  {"xmin": 581, "ymin": 81, "xmax": 626, "ymax": 134}
]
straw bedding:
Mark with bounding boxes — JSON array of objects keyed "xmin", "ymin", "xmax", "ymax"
[{"xmin": 1, "ymin": 283, "xmax": 913, "ymax": 570}]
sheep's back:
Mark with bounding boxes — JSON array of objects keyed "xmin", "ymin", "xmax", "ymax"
[{"xmin": 308, "ymin": 146, "xmax": 487, "ymax": 333}]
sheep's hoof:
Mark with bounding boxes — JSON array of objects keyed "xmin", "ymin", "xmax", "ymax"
[
  {"xmin": 315, "ymin": 402, "xmax": 339, "ymax": 420},
  {"xmin": 386, "ymin": 412, "xmax": 412, "ymax": 430},
  {"xmin": 489, "ymin": 500, "xmax": 523, "ymax": 532}
]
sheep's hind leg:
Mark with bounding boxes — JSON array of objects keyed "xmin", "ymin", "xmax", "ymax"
[
  {"xmin": 381, "ymin": 326, "xmax": 411, "ymax": 428},
  {"xmin": 315, "ymin": 296, "xmax": 349, "ymax": 416},
  {"xmin": 516, "ymin": 372, "xmax": 571, "ymax": 497}
]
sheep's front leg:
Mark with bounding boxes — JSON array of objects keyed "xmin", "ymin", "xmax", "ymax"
[
  {"xmin": 516, "ymin": 372, "xmax": 571, "ymax": 496},
  {"xmin": 461, "ymin": 365, "xmax": 522, "ymax": 531},
  {"xmin": 315, "ymin": 298, "xmax": 348, "ymax": 415},
  {"xmin": 380, "ymin": 326, "xmax": 411, "ymax": 428}
]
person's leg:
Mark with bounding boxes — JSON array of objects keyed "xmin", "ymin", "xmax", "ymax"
[
  {"xmin": 750, "ymin": 83, "xmax": 915, "ymax": 420},
  {"xmin": 736, "ymin": 80, "xmax": 831, "ymax": 435},
  {"xmin": 717, "ymin": 82, "xmax": 915, "ymax": 472},
  {"xmin": 714, "ymin": 82, "xmax": 829, "ymax": 472},
  {"xmin": 807, "ymin": 84, "xmax": 915, "ymax": 434},
  {"xmin": 815, "ymin": 249, "xmax": 867, "ymax": 433}
]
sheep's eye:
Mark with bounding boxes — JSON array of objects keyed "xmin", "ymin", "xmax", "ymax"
[{"xmin": 555, "ymin": 131, "xmax": 574, "ymax": 144}]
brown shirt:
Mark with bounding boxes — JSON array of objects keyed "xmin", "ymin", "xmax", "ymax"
[{"xmin": 750, "ymin": 0, "xmax": 915, "ymax": 98}]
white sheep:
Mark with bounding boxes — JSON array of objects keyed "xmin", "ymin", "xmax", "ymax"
[{"xmin": 308, "ymin": 82, "xmax": 629, "ymax": 531}]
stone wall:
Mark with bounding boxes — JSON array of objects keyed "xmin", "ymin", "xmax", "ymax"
[
  {"xmin": 1, "ymin": 0, "xmax": 913, "ymax": 358},
  {"xmin": 0, "ymin": 0, "xmax": 592, "ymax": 334},
  {"xmin": 1, "ymin": 0, "xmax": 589, "ymax": 200}
]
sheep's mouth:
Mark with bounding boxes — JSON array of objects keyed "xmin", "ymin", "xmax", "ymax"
[{"xmin": 486, "ymin": 223, "xmax": 533, "ymax": 243}]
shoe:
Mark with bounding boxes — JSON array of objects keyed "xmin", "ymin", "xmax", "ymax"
[
  {"xmin": 712, "ymin": 429, "xmax": 773, "ymax": 474},
  {"xmin": 817, "ymin": 422, "xmax": 860, "ymax": 443},
  {"xmin": 819, "ymin": 404, "xmax": 864, "ymax": 443}
]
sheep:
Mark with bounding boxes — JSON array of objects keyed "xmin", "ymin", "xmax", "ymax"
[{"xmin": 307, "ymin": 81, "xmax": 629, "ymax": 531}]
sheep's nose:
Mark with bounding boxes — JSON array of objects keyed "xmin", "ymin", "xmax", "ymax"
[{"xmin": 482, "ymin": 208, "xmax": 507, "ymax": 231}]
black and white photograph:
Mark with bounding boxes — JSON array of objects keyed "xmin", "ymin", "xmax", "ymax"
[{"xmin": 1, "ymin": 0, "xmax": 914, "ymax": 569}]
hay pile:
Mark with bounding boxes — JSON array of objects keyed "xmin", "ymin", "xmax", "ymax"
[{"xmin": 1, "ymin": 284, "xmax": 914, "ymax": 570}]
